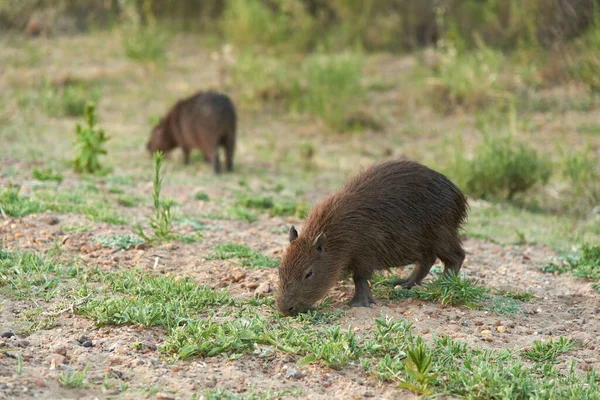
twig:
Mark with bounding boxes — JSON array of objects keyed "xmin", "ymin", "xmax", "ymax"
[
  {"xmin": 0, "ymin": 205, "xmax": 6, "ymax": 219},
  {"xmin": 153, "ymin": 256, "xmax": 159, "ymax": 269},
  {"xmin": 42, "ymin": 295, "xmax": 91, "ymax": 317}
]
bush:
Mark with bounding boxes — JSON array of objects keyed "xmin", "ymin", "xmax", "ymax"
[
  {"xmin": 123, "ymin": 27, "xmax": 168, "ymax": 62},
  {"xmin": 450, "ymin": 135, "xmax": 552, "ymax": 201},
  {"xmin": 562, "ymin": 147, "xmax": 600, "ymax": 213},
  {"xmin": 294, "ymin": 51, "xmax": 365, "ymax": 131}
]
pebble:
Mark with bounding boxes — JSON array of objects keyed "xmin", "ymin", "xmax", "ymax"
[
  {"xmin": 45, "ymin": 216, "xmax": 60, "ymax": 225},
  {"xmin": 247, "ymin": 282, "xmax": 259, "ymax": 290},
  {"xmin": 474, "ymin": 321, "xmax": 483, "ymax": 326},
  {"xmin": 1, "ymin": 332, "xmax": 14, "ymax": 339},
  {"xmin": 156, "ymin": 392, "xmax": 175, "ymax": 400},
  {"xmin": 82, "ymin": 340, "xmax": 93, "ymax": 348},
  {"xmin": 77, "ymin": 336, "xmax": 89, "ymax": 344},
  {"xmin": 205, "ymin": 376, "xmax": 217, "ymax": 388},
  {"xmin": 17, "ymin": 340, "xmax": 30, "ymax": 348},
  {"xmin": 33, "ymin": 378, "xmax": 46, "ymax": 388},
  {"xmin": 285, "ymin": 368, "xmax": 303, "ymax": 379},
  {"xmin": 422, "ymin": 328, "xmax": 430, "ymax": 334},
  {"xmin": 51, "ymin": 345, "xmax": 67, "ymax": 356},
  {"xmin": 255, "ymin": 282, "xmax": 271, "ymax": 295},
  {"xmin": 461, "ymin": 321, "xmax": 469, "ymax": 327},
  {"xmin": 496, "ymin": 326, "xmax": 507, "ymax": 333},
  {"xmin": 47, "ymin": 353, "xmax": 67, "ymax": 367},
  {"xmin": 481, "ymin": 330, "xmax": 492, "ymax": 336},
  {"xmin": 0, "ymin": 383, "xmax": 8, "ymax": 390}
]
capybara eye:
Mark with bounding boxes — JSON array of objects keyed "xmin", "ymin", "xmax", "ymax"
[{"xmin": 304, "ymin": 269, "xmax": 313, "ymax": 280}]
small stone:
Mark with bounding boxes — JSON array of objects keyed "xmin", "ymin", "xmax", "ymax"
[
  {"xmin": 10, "ymin": 224, "xmax": 17, "ymax": 230},
  {"xmin": 144, "ymin": 342, "xmax": 157, "ymax": 352},
  {"xmin": 461, "ymin": 321, "xmax": 469, "ymax": 327},
  {"xmin": 171, "ymin": 365, "xmax": 179, "ymax": 372},
  {"xmin": 82, "ymin": 340, "xmax": 93, "ymax": 348},
  {"xmin": 14, "ymin": 232, "xmax": 23, "ymax": 238},
  {"xmin": 285, "ymin": 368, "xmax": 303, "ymax": 379},
  {"xmin": 255, "ymin": 282, "xmax": 271, "ymax": 295},
  {"xmin": 17, "ymin": 340, "xmax": 30, "ymax": 348},
  {"xmin": 526, "ymin": 329, "xmax": 533, "ymax": 335},
  {"xmin": 156, "ymin": 392, "xmax": 175, "ymax": 400},
  {"xmin": 45, "ymin": 216, "xmax": 60, "ymax": 225},
  {"xmin": 50, "ymin": 345, "xmax": 67, "ymax": 356},
  {"xmin": 47, "ymin": 353, "xmax": 67, "ymax": 367},
  {"xmin": 0, "ymin": 383, "xmax": 8, "ymax": 390},
  {"xmin": 205, "ymin": 376, "xmax": 217, "ymax": 388},
  {"xmin": 474, "ymin": 321, "xmax": 483, "ymax": 326},
  {"xmin": 247, "ymin": 282, "xmax": 259, "ymax": 290},
  {"xmin": 422, "ymin": 328, "xmax": 430, "ymax": 334},
  {"xmin": 33, "ymin": 378, "xmax": 46, "ymax": 388},
  {"xmin": 481, "ymin": 330, "xmax": 492, "ymax": 336},
  {"xmin": 496, "ymin": 326, "xmax": 507, "ymax": 333},
  {"xmin": 494, "ymin": 320, "xmax": 501, "ymax": 326},
  {"xmin": 77, "ymin": 336, "xmax": 89, "ymax": 344},
  {"xmin": 1, "ymin": 332, "xmax": 14, "ymax": 339}
]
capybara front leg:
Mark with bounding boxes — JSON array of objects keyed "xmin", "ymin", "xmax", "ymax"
[
  {"xmin": 213, "ymin": 151, "xmax": 221, "ymax": 174},
  {"xmin": 350, "ymin": 275, "xmax": 377, "ymax": 308}
]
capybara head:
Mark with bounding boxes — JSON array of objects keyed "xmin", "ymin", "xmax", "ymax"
[
  {"xmin": 276, "ymin": 226, "xmax": 338, "ymax": 316},
  {"xmin": 146, "ymin": 118, "xmax": 177, "ymax": 154}
]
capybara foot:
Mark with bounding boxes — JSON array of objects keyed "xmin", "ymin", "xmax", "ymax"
[
  {"xmin": 390, "ymin": 277, "xmax": 417, "ymax": 289},
  {"xmin": 350, "ymin": 279, "xmax": 377, "ymax": 307}
]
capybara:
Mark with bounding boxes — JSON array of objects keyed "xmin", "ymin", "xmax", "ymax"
[
  {"xmin": 147, "ymin": 90, "xmax": 237, "ymax": 174},
  {"xmin": 276, "ymin": 160, "xmax": 468, "ymax": 316}
]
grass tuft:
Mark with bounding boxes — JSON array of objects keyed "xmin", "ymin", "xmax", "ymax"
[{"xmin": 210, "ymin": 243, "xmax": 279, "ymax": 269}]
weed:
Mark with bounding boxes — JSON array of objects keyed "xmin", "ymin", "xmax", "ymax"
[
  {"xmin": 295, "ymin": 51, "xmax": 365, "ymax": 131},
  {"xmin": 94, "ymin": 235, "xmax": 144, "ymax": 250},
  {"xmin": 399, "ymin": 338, "xmax": 437, "ymax": 396},
  {"xmin": 299, "ymin": 327, "xmax": 360, "ymax": 369},
  {"xmin": 32, "ymin": 167, "xmax": 63, "ymax": 182},
  {"xmin": 58, "ymin": 365, "xmax": 89, "ymax": 388},
  {"xmin": 73, "ymin": 103, "xmax": 109, "ymax": 175},
  {"xmin": 137, "ymin": 152, "xmax": 175, "ymax": 242},
  {"xmin": 227, "ymin": 206, "xmax": 258, "ymax": 223},
  {"xmin": 117, "ymin": 195, "xmax": 137, "ymax": 207},
  {"xmin": 493, "ymin": 288, "xmax": 534, "ymax": 301},
  {"xmin": 410, "ymin": 272, "xmax": 488, "ymax": 307},
  {"xmin": 0, "ymin": 184, "xmax": 45, "ymax": 217},
  {"xmin": 541, "ymin": 244, "xmax": 600, "ymax": 284},
  {"xmin": 210, "ymin": 243, "xmax": 279, "ymax": 269},
  {"xmin": 236, "ymin": 195, "xmax": 274, "ymax": 210},
  {"xmin": 450, "ymin": 135, "xmax": 552, "ymax": 201},
  {"xmin": 123, "ymin": 27, "xmax": 168, "ymax": 62},
  {"xmin": 194, "ymin": 191, "xmax": 210, "ymax": 201},
  {"xmin": 482, "ymin": 295, "xmax": 524, "ymax": 316},
  {"xmin": 236, "ymin": 194, "xmax": 309, "ymax": 218},
  {"xmin": 524, "ymin": 337, "xmax": 574, "ymax": 363}
]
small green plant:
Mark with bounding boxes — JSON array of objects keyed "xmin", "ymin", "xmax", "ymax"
[
  {"xmin": 122, "ymin": 27, "xmax": 168, "ymax": 62},
  {"xmin": 94, "ymin": 235, "xmax": 144, "ymax": 250},
  {"xmin": 236, "ymin": 194, "xmax": 309, "ymax": 218},
  {"xmin": 399, "ymin": 339, "xmax": 438, "ymax": 395},
  {"xmin": 0, "ymin": 184, "xmax": 45, "ymax": 217},
  {"xmin": 73, "ymin": 103, "xmax": 109, "ymax": 174},
  {"xmin": 32, "ymin": 167, "xmax": 63, "ymax": 182},
  {"xmin": 137, "ymin": 152, "xmax": 175, "ymax": 242},
  {"xmin": 38, "ymin": 80, "xmax": 100, "ymax": 118},
  {"xmin": 410, "ymin": 272, "xmax": 488, "ymax": 307},
  {"xmin": 209, "ymin": 243, "xmax": 279, "ymax": 269},
  {"xmin": 450, "ymin": 135, "xmax": 552, "ymax": 201},
  {"xmin": 541, "ymin": 244, "xmax": 600, "ymax": 284},
  {"xmin": 523, "ymin": 337, "xmax": 574, "ymax": 363},
  {"xmin": 58, "ymin": 365, "xmax": 89, "ymax": 388},
  {"xmin": 194, "ymin": 191, "xmax": 210, "ymax": 201}
]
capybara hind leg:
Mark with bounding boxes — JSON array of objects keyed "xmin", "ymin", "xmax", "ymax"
[
  {"xmin": 440, "ymin": 245, "xmax": 465, "ymax": 277},
  {"xmin": 225, "ymin": 136, "xmax": 235, "ymax": 172},
  {"xmin": 182, "ymin": 148, "xmax": 190, "ymax": 165},
  {"xmin": 350, "ymin": 275, "xmax": 377, "ymax": 307},
  {"xmin": 391, "ymin": 253, "xmax": 436, "ymax": 289},
  {"xmin": 213, "ymin": 152, "xmax": 222, "ymax": 174}
]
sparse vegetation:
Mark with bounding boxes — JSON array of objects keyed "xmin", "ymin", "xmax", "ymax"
[
  {"xmin": 72, "ymin": 103, "xmax": 109, "ymax": 174},
  {"xmin": 209, "ymin": 243, "xmax": 279, "ymax": 269},
  {"xmin": 32, "ymin": 167, "xmax": 63, "ymax": 182},
  {"xmin": 122, "ymin": 27, "xmax": 168, "ymax": 62}
]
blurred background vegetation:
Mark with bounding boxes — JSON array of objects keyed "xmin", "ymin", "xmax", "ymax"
[{"xmin": 1, "ymin": 0, "xmax": 600, "ymax": 248}]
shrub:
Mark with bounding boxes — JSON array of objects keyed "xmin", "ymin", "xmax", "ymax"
[
  {"xmin": 562, "ymin": 147, "xmax": 600, "ymax": 212},
  {"xmin": 294, "ymin": 51, "xmax": 365, "ymax": 131},
  {"xmin": 73, "ymin": 103, "xmax": 109, "ymax": 174},
  {"xmin": 450, "ymin": 135, "xmax": 552, "ymax": 201},
  {"xmin": 123, "ymin": 27, "xmax": 168, "ymax": 62}
]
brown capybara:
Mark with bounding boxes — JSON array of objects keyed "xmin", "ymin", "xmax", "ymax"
[
  {"xmin": 147, "ymin": 90, "xmax": 237, "ymax": 174},
  {"xmin": 276, "ymin": 160, "xmax": 468, "ymax": 316}
]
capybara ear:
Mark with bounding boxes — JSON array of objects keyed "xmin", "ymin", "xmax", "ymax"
[
  {"xmin": 312, "ymin": 232, "xmax": 326, "ymax": 253},
  {"xmin": 289, "ymin": 225, "xmax": 298, "ymax": 243}
]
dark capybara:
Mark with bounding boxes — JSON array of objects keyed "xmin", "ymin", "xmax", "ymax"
[
  {"xmin": 276, "ymin": 160, "xmax": 468, "ymax": 316},
  {"xmin": 147, "ymin": 90, "xmax": 237, "ymax": 174}
]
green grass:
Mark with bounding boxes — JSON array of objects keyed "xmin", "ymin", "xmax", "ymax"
[
  {"xmin": 2, "ymin": 247, "xmax": 599, "ymax": 398},
  {"xmin": 194, "ymin": 191, "xmax": 210, "ymax": 201},
  {"xmin": 94, "ymin": 235, "xmax": 144, "ymax": 250},
  {"xmin": 32, "ymin": 167, "xmax": 63, "ymax": 183},
  {"xmin": 541, "ymin": 244, "xmax": 600, "ymax": 288},
  {"xmin": 73, "ymin": 103, "xmax": 109, "ymax": 175},
  {"xmin": 235, "ymin": 194, "xmax": 309, "ymax": 218},
  {"xmin": 523, "ymin": 337, "xmax": 574, "ymax": 363},
  {"xmin": 58, "ymin": 365, "xmax": 89, "ymax": 388},
  {"xmin": 209, "ymin": 243, "xmax": 279, "ymax": 269}
]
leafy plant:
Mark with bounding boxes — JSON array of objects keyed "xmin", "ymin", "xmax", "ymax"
[
  {"xmin": 137, "ymin": 152, "xmax": 175, "ymax": 242},
  {"xmin": 399, "ymin": 339, "xmax": 438, "ymax": 395},
  {"xmin": 72, "ymin": 103, "xmax": 109, "ymax": 174},
  {"xmin": 94, "ymin": 235, "xmax": 144, "ymax": 250},
  {"xmin": 523, "ymin": 337, "xmax": 574, "ymax": 363},
  {"xmin": 32, "ymin": 167, "xmax": 63, "ymax": 182},
  {"xmin": 410, "ymin": 272, "xmax": 488, "ymax": 307},
  {"xmin": 58, "ymin": 365, "xmax": 89, "ymax": 388}
]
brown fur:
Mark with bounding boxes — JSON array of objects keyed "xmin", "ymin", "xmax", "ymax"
[
  {"xmin": 147, "ymin": 90, "xmax": 237, "ymax": 174},
  {"xmin": 276, "ymin": 160, "xmax": 468, "ymax": 316}
]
